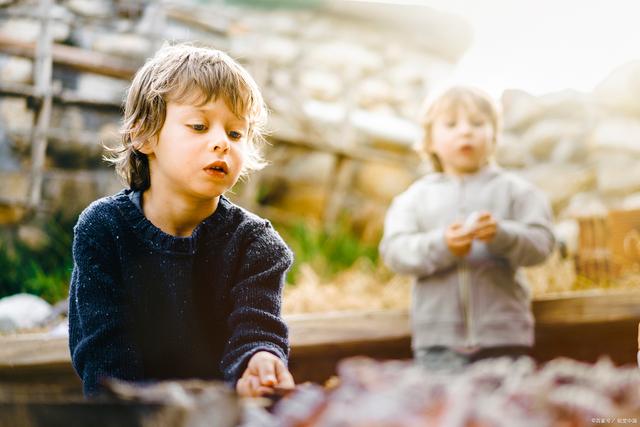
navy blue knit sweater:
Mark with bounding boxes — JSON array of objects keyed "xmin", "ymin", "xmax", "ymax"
[{"xmin": 68, "ymin": 189, "xmax": 293, "ymax": 396}]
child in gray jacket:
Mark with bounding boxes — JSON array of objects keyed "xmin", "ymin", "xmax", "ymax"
[{"xmin": 380, "ymin": 86, "xmax": 555, "ymax": 371}]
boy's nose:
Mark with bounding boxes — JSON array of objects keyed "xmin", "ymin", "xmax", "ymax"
[
  {"xmin": 208, "ymin": 129, "xmax": 230, "ymax": 153},
  {"xmin": 457, "ymin": 121, "xmax": 472, "ymax": 134}
]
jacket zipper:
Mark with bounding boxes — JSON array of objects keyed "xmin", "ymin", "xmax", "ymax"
[
  {"xmin": 457, "ymin": 178, "xmax": 476, "ymax": 349},
  {"xmin": 458, "ymin": 260, "xmax": 475, "ymax": 348}
]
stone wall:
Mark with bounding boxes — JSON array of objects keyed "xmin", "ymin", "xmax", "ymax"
[
  {"xmin": 3, "ymin": 0, "xmax": 640, "ymax": 256},
  {"xmin": 0, "ymin": 0, "xmax": 469, "ymax": 246},
  {"xmin": 500, "ymin": 62, "xmax": 640, "ymax": 217}
]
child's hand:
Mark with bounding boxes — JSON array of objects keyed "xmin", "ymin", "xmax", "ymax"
[
  {"xmin": 236, "ymin": 351, "xmax": 295, "ymax": 397},
  {"xmin": 472, "ymin": 212, "xmax": 497, "ymax": 242},
  {"xmin": 445, "ymin": 222, "xmax": 473, "ymax": 257}
]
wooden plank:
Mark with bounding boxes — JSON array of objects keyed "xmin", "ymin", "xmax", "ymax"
[
  {"xmin": 532, "ymin": 289, "xmax": 640, "ymax": 324},
  {"xmin": 1, "ymin": 291, "xmax": 639, "ymax": 387},
  {"xmin": 0, "ymin": 35, "xmax": 138, "ymax": 80},
  {"xmin": 0, "ymin": 81, "xmax": 122, "ymax": 109}
]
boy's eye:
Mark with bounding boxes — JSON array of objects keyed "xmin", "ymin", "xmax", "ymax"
[
  {"xmin": 228, "ymin": 130, "xmax": 244, "ymax": 140},
  {"xmin": 188, "ymin": 124, "xmax": 207, "ymax": 132}
]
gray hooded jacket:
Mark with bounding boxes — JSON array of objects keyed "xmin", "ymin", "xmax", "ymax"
[{"xmin": 380, "ymin": 165, "xmax": 555, "ymax": 350}]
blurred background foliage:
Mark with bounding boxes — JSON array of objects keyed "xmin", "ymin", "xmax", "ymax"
[
  {"xmin": 0, "ymin": 214, "xmax": 74, "ymax": 303},
  {"xmin": 0, "ymin": 213, "xmax": 378, "ymax": 303}
]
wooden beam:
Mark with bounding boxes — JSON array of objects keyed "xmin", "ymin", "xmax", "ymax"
[
  {"xmin": 165, "ymin": 6, "xmax": 233, "ymax": 36},
  {"xmin": 0, "ymin": 81, "xmax": 121, "ymax": 109},
  {"xmin": 1, "ymin": 290, "xmax": 639, "ymax": 372},
  {"xmin": 0, "ymin": 35, "xmax": 138, "ymax": 80},
  {"xmin": 27, "ymin": 0, "xmax": 54, "ymax": 209}
]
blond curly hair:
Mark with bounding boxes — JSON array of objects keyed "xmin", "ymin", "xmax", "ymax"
[
  {"xmin": 417, "ymin": 86, "xmax": 501, "ymax": 172},
  {"xmin": 105, "ymin": 42, "xmax": 268, "ymax": 190}
]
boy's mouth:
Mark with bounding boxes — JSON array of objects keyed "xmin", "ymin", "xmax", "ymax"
[{"xmin": 204, "ymin": 161, "xmax": 229, "ymax": 175}]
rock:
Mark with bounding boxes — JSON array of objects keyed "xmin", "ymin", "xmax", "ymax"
[
  {"xmin": 307, "ymin": 42, "xmax": 383, "ymax": 77},
  {"xmin": 300, "ymin": 70, "xmax": 343, "ymax": 102},
  {"xmin": 521, "ymin": 119, "xmax": 586, "ymax": 161},
  {"xmin": 281, "ymin": 151, "xmax": 336, "ymax": 185},
  {"xmin": 355, "ymin": 161, "xmax": 415, "ymax": 203},
  {"xmin": 17, "ymin": 225, "xmax": 49, "ymax": 251},
  {"xmin": 387, "ymin": 61, "xmax": 429, "ymax": 86},
  {"xmin": 0, "ymin": 98, "xmax": 33, "ymax": 133},
  {"xmin": 43, "ymin": 170, "xmax": 123, "ymax": 220},
  {"xmin": 272, "ymin": 183, "xmax": 327, "ymax": 220},
  {"xmin": 264, "ymin": 11, "xmax": 310, "ymax": 36},
  {"xmin": 590, "ymin": 117, "xmax": 640, "ymax": 155},
  {"xmin": 356, "ymin": 78, "xmax": 394, "ymax": 110},
  {"xmin": 495, "ymin": 133, "xmax": 534, "ymax": 168},
  {"xmin": 0, "ymin": 55, "xmax": 33, "ymax": 84},
  {"xmin": 0, "ymin": 18, "xmax": 70, "ymax": 43},
  {"xmin": 267, "ymin": 103, "xmax": 307, "ymax": 142},
  {"xmin": 561, "ymin": 192, "xmax": 609, "ymax": 219},
  {"xmin": 76, "ymin": 74, "xmax": 129, "ymax": 104},
  {"xmin": 0, "ymin": 293, "xmax": 52, "ymax": 332},
  {"xmin": 67, "ymin": 0, "xmax": 113, "ymax": 18},
  {"xmin": 48, "ymin": 319, "xmax": 69, "ymax": 337},
  {"xmin": 0, "ymin": 171, "xmax": 29, "ymax": 202},
  {"xmin": 537, "ymin": 89, "xmax": 596, "ymax": 120},
  {"xmin": 517, "ymin": 164, "xmax": 596, "ymax": 210},
  {"xmin": 302, "ymin": 100, "xmax": 347, "ymax": 134},
  {"xmin": 350, "ymin": 110, "xmax": 419, "ymax": 150},
  {"xmin": 501, "ymin": 89, "xmax": 544, "ymax": 132},
  {"xmin": 92, "ymin": 33, "xmax": 151, "ymax": 59},
  {"xmin": 594, "ymin": 60, "xmax": 640, "ymax": 116},
  {"xmin": 596, "ymin": 152, "xmax": 640, "ymax": 195},
  {"xmin": 259, "ymin": 36, "xmax": 300, "ymax": 66},
  {"xmin": 549, "ymin": 138, "xmax": 589, "ymax": 164}
]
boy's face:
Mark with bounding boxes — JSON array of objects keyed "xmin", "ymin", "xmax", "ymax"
[
  {"xmin": 430, "ymin": 106, "xmax": 495, "ymax": 176},
  {"xmin": 140, "ymin": 96, "xmax": 248, "ymax": 201}
]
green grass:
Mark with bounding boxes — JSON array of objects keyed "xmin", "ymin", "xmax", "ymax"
[
  {"xmin": 0, "ymin": 215, "xmax": 74, "ymax": 303},
  {"xmin": 0, "ymin": 212, "xmax": 378, "ymax": 302},
  {"xmin": 276, "ymin": 218, "xmax": 379, "ymax": 283}
]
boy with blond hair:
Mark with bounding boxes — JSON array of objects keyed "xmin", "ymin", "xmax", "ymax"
[
  {"xmin": 380, "ymin": 86, "xmax": 555, "ymax": 370},
  {"xmin": 69, "ymin": 43, "xmax": 294, "ymax": 397}
]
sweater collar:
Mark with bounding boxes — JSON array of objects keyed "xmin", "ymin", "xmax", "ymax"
[
  {"xmin": 114, "ymin": 189, "xmax": 232, "ymax": 254},
  {"xmin": 433, "ymin": 163, "xmax": 501, "ymax": 184}
]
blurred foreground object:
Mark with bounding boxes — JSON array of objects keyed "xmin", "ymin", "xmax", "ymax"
[
  {"xmin": 0, "ymin": 379, "xmax": 240, "ymax": 427},
  {"xmin": 248, "ymin": 356, "xmax": 640, "ymax": 427}
]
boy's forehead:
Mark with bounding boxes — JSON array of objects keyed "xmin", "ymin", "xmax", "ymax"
[
  {"xmin": 167, "ymin": 96, "xmax": 248, "ymax": 122},
  {"xmin": 434, "ymin": 100, "xmax": 488, "ymax": 119}
]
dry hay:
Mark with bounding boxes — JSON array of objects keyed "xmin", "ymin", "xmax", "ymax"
[{"xmin": 285, "ymin": 249, "xmax": 640, "ymax": 314}]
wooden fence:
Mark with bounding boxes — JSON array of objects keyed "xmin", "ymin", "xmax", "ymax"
[{"xmin": 576, "ymin": 209, "xmax": 640, "ymax": 283}]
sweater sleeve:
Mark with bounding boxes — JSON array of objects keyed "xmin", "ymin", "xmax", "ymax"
[
  {"xmin": 68, "ymin": 210, "xmax": 142, "ymax": 396},
  {"xmin": 486, "ymin": 184, "xmax": 556, "ymax": 267},
  {"xmin": 379, "ymin": 191, "xmax": 457, "ymax": 277},
  {"xmin": 220, "ymin": 221, "xmax": 293, "ymax": 385}
]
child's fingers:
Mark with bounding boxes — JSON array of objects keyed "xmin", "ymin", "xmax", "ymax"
[
  {"xmin": 236, "ymin": 377, "xmax": 248, "ymax": 396},
  {"xmin": 476, "ymin": 211, "xmax": 492, "ymax": 220},
  {"xmin": 275, "ymin": 361, "xmax": 295, "ymax": 389},
  {"xmin": 449, "ymin": 228, "xmax": 473, "ymax": 240},
  {"xmin": 257, "ymin": 360, "xmax": 277, "ymax": 387},
  {"xmin": 238, "ymin": 375, "xmax": 276, "ymax": 397},
  {"xmin": 450, "ymin": 232, "xmax": 473, "ymax": 244}
]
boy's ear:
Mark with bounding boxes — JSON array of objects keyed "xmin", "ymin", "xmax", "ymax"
[{"xmin": 135, "ymin": 137, "xmax": 157, "ymax": 155}]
